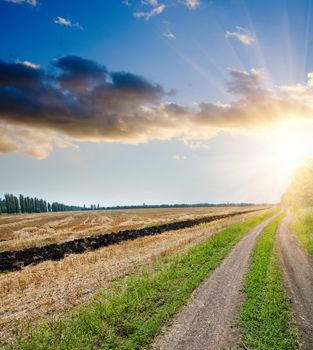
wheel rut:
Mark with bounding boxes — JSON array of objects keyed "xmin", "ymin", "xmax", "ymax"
[
  {"xmin": 277, "ymin": 213, "xmax": 313, "ymax": 350},
  {"xmin": 152, "ymin": 214, "xmax": 278, "ymax": 350}
]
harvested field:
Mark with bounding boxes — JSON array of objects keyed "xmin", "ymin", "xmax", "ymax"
[
  {"xmin": 0, "ymin": 209, "xmax": 268, "ymax": 342},
  {"xmin": 0, "ymin": 207, "xmax": 256, "ymax": 252},
  {"xmin": 0, "ymin": 207, "xmax": 265, "ymax": 272}
]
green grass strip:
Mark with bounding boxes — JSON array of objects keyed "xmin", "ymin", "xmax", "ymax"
[
  {"xmin": 239, "ymin": 213, "xmax": 298, "ymax": 350},
  {"xmin": 291, "ymin": 207, "xmax": 313, "ymax": 255},
  {"xmin": 6, "ymin": 210, "xmax": 275, "ymax": 350}
]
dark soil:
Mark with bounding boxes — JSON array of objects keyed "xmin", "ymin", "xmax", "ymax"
[{"xmin": 0, "ymin": 208, "xmax": 265, "ymax": 272}]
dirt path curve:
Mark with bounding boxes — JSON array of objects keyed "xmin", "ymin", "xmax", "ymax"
[
  {"xmin": 152, "ymin": 214, "xmax": 278, "ymax": 350},
  {"xmin": 277, "ymin": 213, "xmax": 313, "ymax": 350}
]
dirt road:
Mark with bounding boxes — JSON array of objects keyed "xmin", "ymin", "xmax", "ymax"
[
  {"xmin": 152, "ymin": 214, "xmax": 277, "ymax": 350},
  {"xmin": 277, "ymin": 214, "xmax": 313, "ymax": 350}
]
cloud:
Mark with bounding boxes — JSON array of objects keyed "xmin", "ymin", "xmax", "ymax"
[
  {"xmin": 184, "ymin": 0, "xmax": 200, "ymax": 9},
  {"xmin": 0, "ymin": 56, "xmax": 170, "ymax": 155},
  {"xmin": 54, "ymin": 16, "xmax": 83, "ymax": 29},
  {"xmin": 133, "ymin": 4, "xmax": 165, "ymax": 20},
  {"xmin": 308, "ymin": 72, "xmax": 313, "ymax": 87},
  {"xmin": 15, "ymin": 60, "xmax": 40, "ymax": 69},
  {"xmin": 142, "ymin": 0, "xmax": 159, "ymax": 5},
  {"xmin": 225, "ymin": 27, "xmax": 255, "ymax": 45},
  {"xmin": 183, "ymin": 139, "xmax": 209, "ymax": 150},
  {"xmin": 163, "ymin": 31, "xmax": 176, "ymax": 39},
  {"xmin": 2, "ymin": 56, "xmax": 313, "ymax": 158},
  {"xmin": 0, "ymin": 123, "xmax": 77, "ymax": 159},
  {"xmin": 0, "ymin": 128, "xmax": 18, "ymax": 153},
  {"xmin": 5, "ymin": 0, "xmax": 37, "ymax": 6},
  {"xmin": 173, "ymin": 154, "xmax": 187, "ymax": 160}
]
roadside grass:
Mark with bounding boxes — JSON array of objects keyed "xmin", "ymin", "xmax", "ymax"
[
  {"xmin": 4, "ymin": 210, "xmax": 275, "ymax": 350},
  {"xmin": 239, "ymin": 213, "xmax": 298, "ymax": 350},
  {"xmin": 291, "ymin": 207, "xmax": 313, "ymax": 255}
]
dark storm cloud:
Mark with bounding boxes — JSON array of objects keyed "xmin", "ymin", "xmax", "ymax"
[
  {"xmin": 0, "ymin": 60, "xmax": 43, "ymax": 89},
  {"xmin": 54, "ymin": 56, "xmax": 107, "ymax": 90},
  {"xmin": 0, "ymin": 56, "xmax": 170, "ymax": 142}
]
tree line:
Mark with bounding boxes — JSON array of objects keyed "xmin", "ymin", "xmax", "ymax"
[
  {"xmin": 0, "ymin": 193, "xmax": 87, "ymax": 214},
  {"xmin": 0, "ymin": 192, "xmax": 264, "ymax": 215},
  {"xmin": 282, "ymin": 158, "xmax": 313, "ymax": 207}
]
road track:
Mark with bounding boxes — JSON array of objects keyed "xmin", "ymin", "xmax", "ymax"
[
  {"xmin": 152, "ymin": 213, "xmax": 277, "ymax": 350},
  {"xmin": 277, "ymin": 213, "xmax": 313, "ymax": 350}
]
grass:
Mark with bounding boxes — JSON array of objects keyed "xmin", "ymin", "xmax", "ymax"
[
  {"xmin": 2, "ymin": 210, "xmax": 276, "ymax": 350},
  {"xmin": 239, "ymin": 213, "xmax": 298, "ymax": 350},
  {"xmin": 291, "ymin": 207, "xmax": 313, "ymax": 255}
]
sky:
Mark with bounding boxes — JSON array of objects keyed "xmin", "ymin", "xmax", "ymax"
[{"xmin": 1, "ymin": 0, "xmax": 313, "ymax": 206}]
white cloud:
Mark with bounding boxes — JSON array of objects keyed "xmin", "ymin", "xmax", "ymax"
[
  {"xmin": 5, "ymin": 0, "xmax": 37, "ymax": 6},
  {"xmin": 54, "ymin": 16, "xmax": 83, "ymax": 29},
  {"xmin": 308, "ymin": 72, "xmax": 313, "ymax": 87},
  {"xmin": 163, "ymin": 31, "xmax": 176, "ymax": 39},
  {"xmin": 133, "ymin": 4, "xmax": 165, "ymax": 20},
  {"xmin": 225, "ymin": 26, "xmax": 255, "ymax": 45},
  {"xmin": 183, "ymin": 139, "xmax": 209, "ymax": 150},
  {"xmin": 0, "ymin": 124, "xmax": 78, "ymax": 160},
  {"xmin": 15, "ymin": 60, "xmax": 40, "ymax": 69},
  {"xmin": 0, "ymin": 128, "xmax": 18, "ymax": 153},
  {"xmin": 185, "ymin": 0, "xmax": 200, "ymax": 9},
  {"xmin": 173, "ymin": 155, "xmax": 187, "ymax": 160},
  {"xmin": 142, "ymin": 0, "xmax": 158, "ymax": 6}
]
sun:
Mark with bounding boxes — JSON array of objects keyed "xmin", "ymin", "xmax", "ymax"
[{"xmin": 274, "ymin": 123, "xmax": 313, "ymax": 175}]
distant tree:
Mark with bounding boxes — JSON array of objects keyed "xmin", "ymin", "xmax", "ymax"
[
  {"xmin": 19, "ymin": 194, "xmax": 25, "ymax": 213},
  {"xmin": 13, "ymin": 195, "xmax": 19, "ymax": 213},
  {"xmin": 4, "ymin": 193, "xmax": 18, "ymax": 213},
  {"xmin": 282, "ymin": 158, "xmax": 313, "ymax": 207},
  {"xmin": 24, "ymin": 197, "xmax": 29, "ymax": 213},
  {"xmin": 0, "ymin": 199, "xmax": 7, "ymax": 213},
  {"xmin": 30, "ymin": 198, "xmax": 35, "ymax": 213},
  {"xmin": 25, "ymin": 197, "xmax": 31, "ymax": 213}
]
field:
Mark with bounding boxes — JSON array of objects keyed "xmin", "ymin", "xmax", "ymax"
[
  {"xmin": 0, "ymin": 206, "xmax": 265, "ymax": 344},
  {"xmin": 0, "ymin": 207, "xmax": 250, "ymax": 252},
  {"xmin": 1, "ymin": 206, "xmax": 313, "ymax": 350}
]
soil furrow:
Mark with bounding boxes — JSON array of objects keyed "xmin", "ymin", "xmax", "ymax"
[
  {"xmin": 0, "ymin": 208, "xmax": 265, "ymax": 272},
  {"xmin": 152, "ymin": 213, "xmax": 277, "ymax": 350}
]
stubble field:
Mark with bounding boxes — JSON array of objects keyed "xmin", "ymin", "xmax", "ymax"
[
  {"xmin": 0, "ymin": 207, "xmax": 249, "ymax": 252},
  {"xmin": 0, "ymin": 206, "xmax": 265, "ymax": 343}
]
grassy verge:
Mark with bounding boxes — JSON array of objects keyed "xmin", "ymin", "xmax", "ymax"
[
  {"xmin": 239, "ymin": 213, "xmax": 298, "ymax": 350},
  {"xmin": 5, "ymin": 210, "xmax": 275, "ymax": 350},
  {"xmin": 291, "ymin": 207, "xmax": 313, "ymax": 255}
]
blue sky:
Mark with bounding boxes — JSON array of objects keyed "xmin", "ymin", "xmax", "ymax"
[{"xmin": 1, "ymin": 0, "xmax": 313, "ymax": 205}]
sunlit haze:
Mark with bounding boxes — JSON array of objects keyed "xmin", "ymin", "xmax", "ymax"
[{"xmin": 1, "ymin": 0, "xmax": 313, "ymax": 205}]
